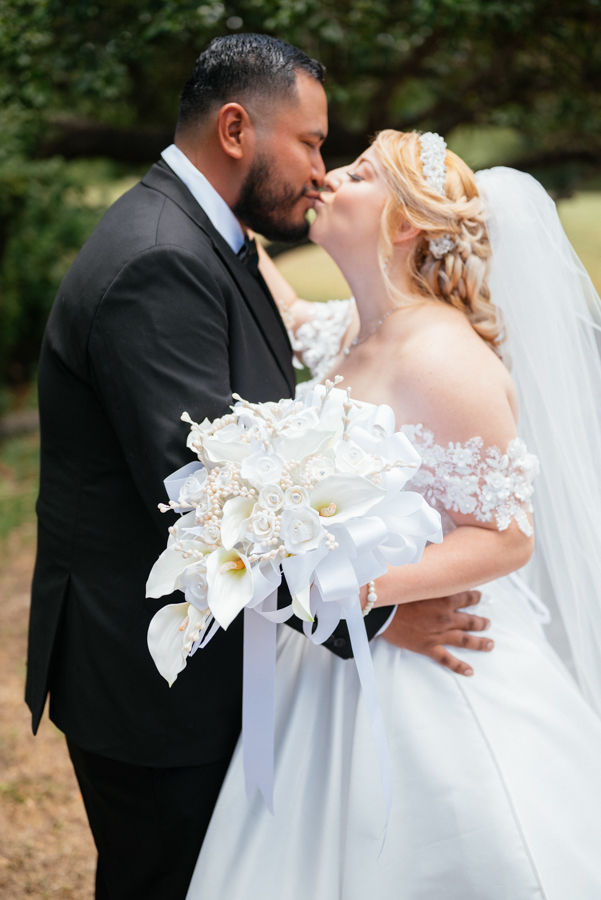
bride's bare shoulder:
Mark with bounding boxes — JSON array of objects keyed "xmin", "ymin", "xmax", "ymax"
[{"xmin": 391, "ymin": 300, "xmax": 518, "ymax": 440}]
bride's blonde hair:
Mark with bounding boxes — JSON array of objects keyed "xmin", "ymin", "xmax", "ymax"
[{"xmin": 371, "ymin": 129, "xmax": 502, "ymax": 351}]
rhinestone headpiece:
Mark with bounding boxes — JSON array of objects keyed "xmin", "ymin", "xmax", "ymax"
[
  {"xmin": 419, "ymin": 132, "xmax": 448, "ymax": 195},
  {"xmin": 418, "ymin": 132, "xmax": 455, "ymax": 259}
]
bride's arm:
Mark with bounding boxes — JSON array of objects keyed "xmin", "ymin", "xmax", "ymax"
[
  {"xmin": 256, "ymin": 241, "xmax": 360, "ymax": 343},
  {"xmin": 369, "ymin": 319, "xmax": 535, "ymax": 608},
  {"xmin": 256, "ymin": 241, "xmax": 317, "ymax": 331},
  {"xmin": 370, "ymin": 521, "xmax": 533, "ymax": 608}
]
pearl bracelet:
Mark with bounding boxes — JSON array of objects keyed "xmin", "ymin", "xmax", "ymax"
[{"xmin": 362, "ymin": 580, "xmax": 377, "ymax": 618}]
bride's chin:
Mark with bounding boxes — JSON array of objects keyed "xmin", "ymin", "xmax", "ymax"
[
  {"xmin": 308, "ymin": 220, "xmax": 324, "ymax": 246},
  {"xmin": 308, "ymin": 215, "xmax": 330, "ymax": 248}
]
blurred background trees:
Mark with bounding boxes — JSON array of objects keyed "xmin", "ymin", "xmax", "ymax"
[{"xmin": 1, "ymin": 0, "xmax": 600, "ymax": 394}]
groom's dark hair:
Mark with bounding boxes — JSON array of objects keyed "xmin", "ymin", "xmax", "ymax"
[{"xmin": 177, "ymin": 34, "xmax": 325, "ymax": 131}]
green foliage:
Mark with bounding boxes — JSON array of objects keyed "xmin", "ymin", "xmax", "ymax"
[
  {"xmin": 0, "ymin": 156, "xmax": 103, "ymax": 383},
  {"xmin": 0, "ymin": 0, "xmax": 599, "ymax": 388},
  {"xmin": 1, "ymin": 0, "xmax": 600, "ymax": 159}
]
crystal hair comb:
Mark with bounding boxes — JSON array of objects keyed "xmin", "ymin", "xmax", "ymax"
[{"xmin": 418, "ymin": 132, "xmax": 455, "ymax": 259}]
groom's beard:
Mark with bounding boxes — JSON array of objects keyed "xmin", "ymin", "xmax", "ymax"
[{"xmin": 233, "ymin": 153, "xmax": 311, "ymax": 243}]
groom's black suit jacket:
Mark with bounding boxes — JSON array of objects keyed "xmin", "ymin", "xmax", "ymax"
[{"xmin": 26, "ymin": 160, "xmax": 389, "ymax": 768}]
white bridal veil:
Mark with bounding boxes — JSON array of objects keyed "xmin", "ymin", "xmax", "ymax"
[{"xmin": 476, "ymin": 167, "xmax": 601, "ymax": 716}]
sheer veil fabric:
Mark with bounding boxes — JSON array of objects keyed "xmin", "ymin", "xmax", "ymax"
[{"xmin": 476, "ymin": 167, "xmax": 601, "ymax": 715}]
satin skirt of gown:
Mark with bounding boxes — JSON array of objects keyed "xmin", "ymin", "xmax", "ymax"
[{"xmin": 186, "ymin": 577, "xmax": 601, "ymax": 900}]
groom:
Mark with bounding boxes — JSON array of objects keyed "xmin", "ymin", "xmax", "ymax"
[{"xmin": 26, "ymin": 34, "xmax": 491, "ymax": 900}]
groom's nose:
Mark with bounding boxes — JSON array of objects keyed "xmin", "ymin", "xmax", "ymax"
[
  {"xmin": 311, "ymin": 150, "xmax": 326, "ymax": 188},
  {"xmin": 304, "ymin": 152, "xmax": 326, "ymax": 200}
]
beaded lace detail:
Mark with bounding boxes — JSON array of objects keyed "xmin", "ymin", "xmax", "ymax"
[
  {"xmin": 292, "ymin": 299, "xmax": 354, "ymax": 397},
  {"xmin": 400, "ymin": 424, "xmax": 539, "ymax": 536}
]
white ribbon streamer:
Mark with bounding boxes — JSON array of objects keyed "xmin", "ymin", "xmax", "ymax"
[
  {"xmin": 244, "ymin": 575, "xmax": 394, "ymax": 832},
  {"xmin": 243, "ymin": 602, "xmax": 277, "ymax": 812},
  {"xmin": 345, "ymin": 600, "xmax": 393, "ymax": 842}
]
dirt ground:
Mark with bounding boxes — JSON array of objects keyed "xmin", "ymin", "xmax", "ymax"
[{"xmin": 0, "ymin": 525, "xmax": 96, "ymax": 899}]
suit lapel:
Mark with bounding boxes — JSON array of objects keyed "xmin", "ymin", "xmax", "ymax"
[{"xmin": 141, "ymin": 162, "xmax": 296, "ymax": 397}]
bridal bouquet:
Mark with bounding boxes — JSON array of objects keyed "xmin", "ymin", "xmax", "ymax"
[{"xmin": 146, "ymin": 378, "xmax": 442, "ymax": 688}]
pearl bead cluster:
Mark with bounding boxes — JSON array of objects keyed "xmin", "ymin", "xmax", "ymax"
[
  {"xmin": 362, "ymin": 580, "xmax": 377, "ymax": 618},
  {"xmin": 341, "ymin": 386, "xmax": 354, "ymax": 442},
  {"xmin": 318, "ymin": 375, "xmax": 344, "ymax": 416}
]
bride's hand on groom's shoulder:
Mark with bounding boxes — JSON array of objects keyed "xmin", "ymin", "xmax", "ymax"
[{"xmin": 382, "ymin": 592, "xmax": 494, "ymax": 677}]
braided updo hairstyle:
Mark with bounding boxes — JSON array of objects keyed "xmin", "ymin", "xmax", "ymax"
[{"xmin": 371, "ymin": 129, "xmax": 502, "ymax": 351}]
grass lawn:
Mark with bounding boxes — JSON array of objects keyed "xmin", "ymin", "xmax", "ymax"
[
  {"xmin": 0, "ymin": 434, "xmax": 39, "ymax": 543},
  {"xmin": 274, "ymin": 192, "xmax": 601, "ymax": 303},
  {"xmin": 557, "ymin": 193, "xmax": 601, "ymax": 295}
]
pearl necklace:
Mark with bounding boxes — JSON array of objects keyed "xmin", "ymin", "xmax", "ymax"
[{"xmin": 343, "ymin": 304, "xmax": 401, "ymax": 356}]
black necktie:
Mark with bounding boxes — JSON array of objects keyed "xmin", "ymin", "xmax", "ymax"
[{"xmin": 237, "ymin": 233, "xmax": 260, "ymax": 279}]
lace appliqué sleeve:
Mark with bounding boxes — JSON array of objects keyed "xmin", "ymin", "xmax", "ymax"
[
  {"xmin": 292, "ymin": 299, "xmax": 354, "ymax": 387},
  {"xmin": 401, "ymin": 425, "xmax": 540, "ymax": 537}
]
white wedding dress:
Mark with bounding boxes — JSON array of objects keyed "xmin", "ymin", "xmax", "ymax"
[
  {"xmin": 185, "ymin": 300, "xmax": 601, "ymax": 899},
  {"xmin": 187, "ymin": 166, "xmax": 601, "ymax": 897}
]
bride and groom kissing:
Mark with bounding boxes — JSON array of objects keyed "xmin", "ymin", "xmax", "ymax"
[{"xmin": 26, "ymin": 32, "xmax": 601, "ymax": 900}]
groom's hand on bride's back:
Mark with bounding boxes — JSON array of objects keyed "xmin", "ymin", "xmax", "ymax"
[{"xmin": 382, "ymin": 592, "xmax": 494, "ymax": 677}]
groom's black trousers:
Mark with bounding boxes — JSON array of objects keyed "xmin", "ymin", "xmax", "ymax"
[{"xmin": 68, "ymin": 739, "xmax": 231, "ymax": 900}]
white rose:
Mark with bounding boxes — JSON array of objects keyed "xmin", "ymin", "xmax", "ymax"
[
  {"xmin": 278, "ymin": 407, "xmax": 321, "ymax": 439},
  {"xmin": 280, "ymin": 507, "xmax": 325, "ymax": 555},
  {"xmin": 202, "ymin": 523, "xmax": 221, "ymax": 545},
  {"xmin": 284, "ymin": 486, "xmax": 310, "ymax": 508},
  {"xmin": 194, "ymin": 492, "xmax": 211, "ymax": 522},
  {"xmin": 307, "ymin": 457, "xmax": 335, "ymax": 482},
  {"xmin": 333, "ymin": 439, "xmax": 377, "ymax": 477},
  {"xmin": 179, "ymin": 559, "xmax": 209, "ymax": 609},
  {"xmin": 258, "ymin": 484, "xmax": 285, "ymax": 512},
  {"xmin": 246, "ymin": 507, "xmax": 277, "ymax": 544},
  {"xmin": 240, "ymin": 450, "xmax": 285, "ymax": 486},
  {"xmin": 215, "ymin": 465, "xmax": 236, "ymax": 490},
  {"xmin": 178, "ymin": 469, "xmax": 207, "ymax": 505}
]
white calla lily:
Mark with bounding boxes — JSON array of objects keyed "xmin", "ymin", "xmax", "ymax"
[
  {"xmin": 206, "ymin": 548, "xmax": 254, "ymax": 630},
  {"xmin": 291, "ymin": 584, "xmax": 313, "ymax": 622},
  {"xmin": 147, "ymin": 601, "xmax": 210, "ymax": 686},
  {"xmin": 273, "ymin": 431, "xmax": 333, "ymax": 464},
  {"xmin": 309, "ymin": 474, "xmax": 386, "ymax": 524},
  {"xmin": 202, "ymin": 436, "xmax": 253, "ymax": 465},
  {"xmin": 220, "ymin": 495, "xmax": 255, "ymax": 549},
  {"xmin": 146, "ymin": 540, "xmax": 209, "ymax": 599}
]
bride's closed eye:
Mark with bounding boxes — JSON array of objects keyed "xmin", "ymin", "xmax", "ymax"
[{"xmin": 348, "ymin": 172, "xmax": 363, "ymax": 182}]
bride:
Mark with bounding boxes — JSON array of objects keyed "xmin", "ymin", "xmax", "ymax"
[{"xmin": 186, "ymin": 132, "xmax": 601, "ymax": 898}]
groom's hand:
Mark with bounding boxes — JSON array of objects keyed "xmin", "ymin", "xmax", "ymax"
[{"xmin": 382, "ymin": 592, "xmax": 493, "ymax": 677}]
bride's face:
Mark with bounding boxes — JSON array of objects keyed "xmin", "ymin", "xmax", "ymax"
[{"xmin": 309, "ymin": 145, "xmax": 389, "ymax": 262}]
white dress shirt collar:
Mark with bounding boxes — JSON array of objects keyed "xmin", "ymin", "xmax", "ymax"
[{"xmin": 161, "ymin": 144, "xmax": 245, "ymax": 254}]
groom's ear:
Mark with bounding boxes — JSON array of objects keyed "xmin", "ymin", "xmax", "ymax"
[
  {"xmin": 216, "ymin": 103, "xmax": 256, "ymax": 161},
  {"xmin": 392, "ymin": 219, "xmax": 422, "ymax": 246}
]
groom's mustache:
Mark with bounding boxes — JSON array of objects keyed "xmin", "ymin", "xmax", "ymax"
[{"xmin": 303, "ymin": 181, "xmax": 325, "ymax": 203}]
